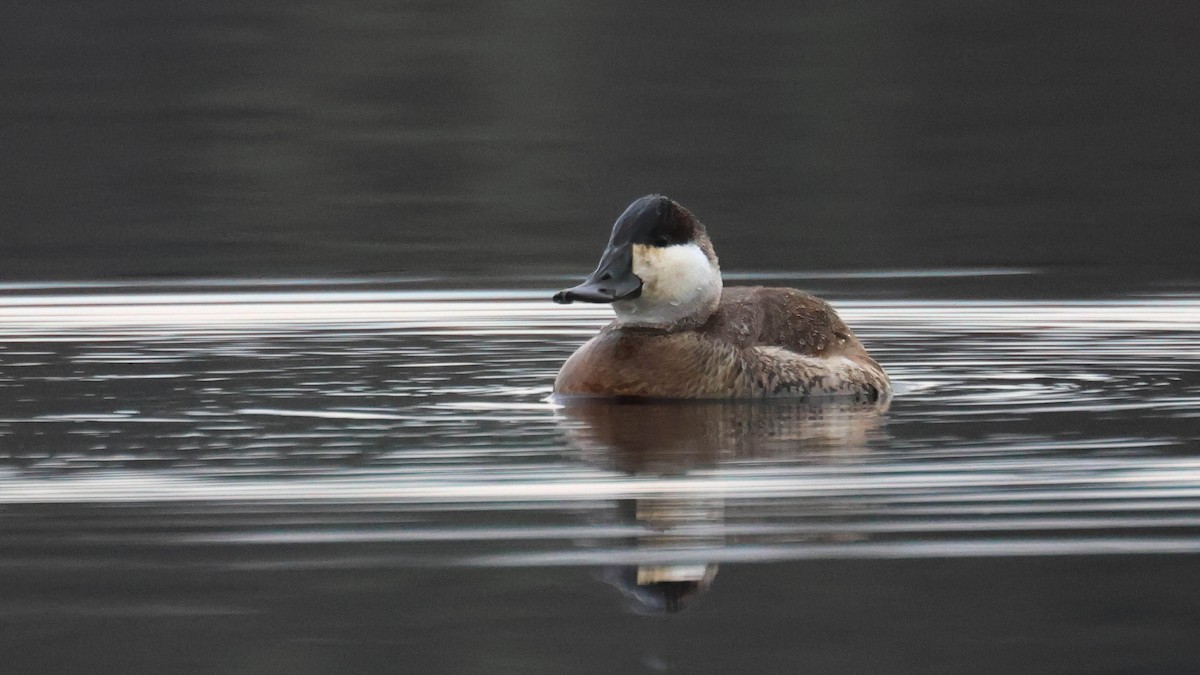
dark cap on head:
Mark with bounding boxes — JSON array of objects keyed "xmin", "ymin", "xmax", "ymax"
[{"xmin": 608, "ymin": 194, "xmax": 704, "ymax": 249}]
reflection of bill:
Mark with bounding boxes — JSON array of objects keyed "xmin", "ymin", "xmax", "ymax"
[
  {"xmin": 559, "ymin": 399, "xmax": 888, "ymax": 612},
  {"xmin": 608, "ymin": 495, "xmax": 723, "ymax": 613}
]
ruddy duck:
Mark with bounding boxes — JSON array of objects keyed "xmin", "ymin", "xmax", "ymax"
[{"xmin": 552, "ymin": 195, "xmax": 890, "ymax": 400}]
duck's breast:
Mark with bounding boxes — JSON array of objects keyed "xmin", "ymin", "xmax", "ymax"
[{"xmin": 554, "ymin": 329, "xmax": 742, "ymax": 398}]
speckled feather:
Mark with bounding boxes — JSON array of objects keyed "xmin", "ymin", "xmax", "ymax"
[{"xmin": 555, "ymin": 286, "xmax": 889, "ymax": 400}]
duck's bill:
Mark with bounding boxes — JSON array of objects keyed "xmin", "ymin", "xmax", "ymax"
[
  {"xmin": 552, "ymin": 246, "xmax": 643, "ymax": 304},
  {"xmin": 552, "ymin": 278, "xmax": 642, "ymax": 304}
]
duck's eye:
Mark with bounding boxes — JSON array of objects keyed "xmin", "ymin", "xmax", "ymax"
[{"xmin": 654, "ymin": 236, "xmax": 671, "ymax": 247}]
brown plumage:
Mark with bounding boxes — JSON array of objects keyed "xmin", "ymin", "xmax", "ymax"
[
  {"xmin": 555, "ymin": 286, "xmax": 889, "ymax": 399},
  {"xmin": 552, "ymin": 195, "xmax": 890, "ymax": 400}
]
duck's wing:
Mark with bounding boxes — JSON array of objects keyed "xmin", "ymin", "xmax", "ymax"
[
  {"xmin": 745, "ymin": 287, "xmax": 890, "ymax": 398},
  {"xmin": 751, "ymin": 288, "xmax": 859, "ymax": 358}
]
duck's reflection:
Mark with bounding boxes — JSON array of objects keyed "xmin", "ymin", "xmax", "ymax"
[
  {"xmin": 600, "ymin": 494, "xmax": 724, "ymax": 612},
  {"xmin": 558, "ymin": 399, "xmax": 888, "ymax": 612}
]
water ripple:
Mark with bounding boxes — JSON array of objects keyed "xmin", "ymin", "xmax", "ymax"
[{"xmin": 1, "ymin": 284, "xmax": 1198, "ymax": 576}]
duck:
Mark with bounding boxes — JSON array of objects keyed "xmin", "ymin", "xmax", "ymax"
[{"xmin": 551, "ymin": 195, "xmax": 890, "ymax": 400}]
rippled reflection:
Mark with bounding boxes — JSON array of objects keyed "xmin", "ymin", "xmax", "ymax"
[
  {"xmin": 560, "ymin": 399, "xmax": 888, "ymax": 611},
  {"xmin": 0, "ymin": 281, "xmax": 1198, "ymax": 574}
]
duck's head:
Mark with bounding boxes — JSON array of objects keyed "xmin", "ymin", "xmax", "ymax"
[{"xmin": 552, "ymin": 195, "xmax": 722, "ymax": 327}]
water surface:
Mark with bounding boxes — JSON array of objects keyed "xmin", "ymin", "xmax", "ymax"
[
  {"xmin": 6, "ymin": 0, "xmax": 1200, "ymax": 671},
  {"xmin": 2, "ymin": 274, "xmax": 1199, "ymax": 673}
]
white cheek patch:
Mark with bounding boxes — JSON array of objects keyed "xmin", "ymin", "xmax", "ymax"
[
  {"xmin": 613, "ymin": 243, "xmax": 721, "ymax": 326},
  {"xmin": 632, "ymin": 243, "xmax": 712, "ymax": 302}
]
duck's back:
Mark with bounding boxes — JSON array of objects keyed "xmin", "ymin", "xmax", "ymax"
[{"xmin": 554, "ymin": 286, "xmax": 889, "ymax": 400}]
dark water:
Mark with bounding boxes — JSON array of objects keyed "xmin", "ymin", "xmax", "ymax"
[
  {"xmin": 2, "ymin": 276, "xmax": 1200, "ymax": 673},
  {"xmin": 5, "ymin": 1, "xmax": 1200, "ymax": 673},
  {"xmin": 3, "ymin": 1, "xmax": 1200, "ymax": 283}
]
